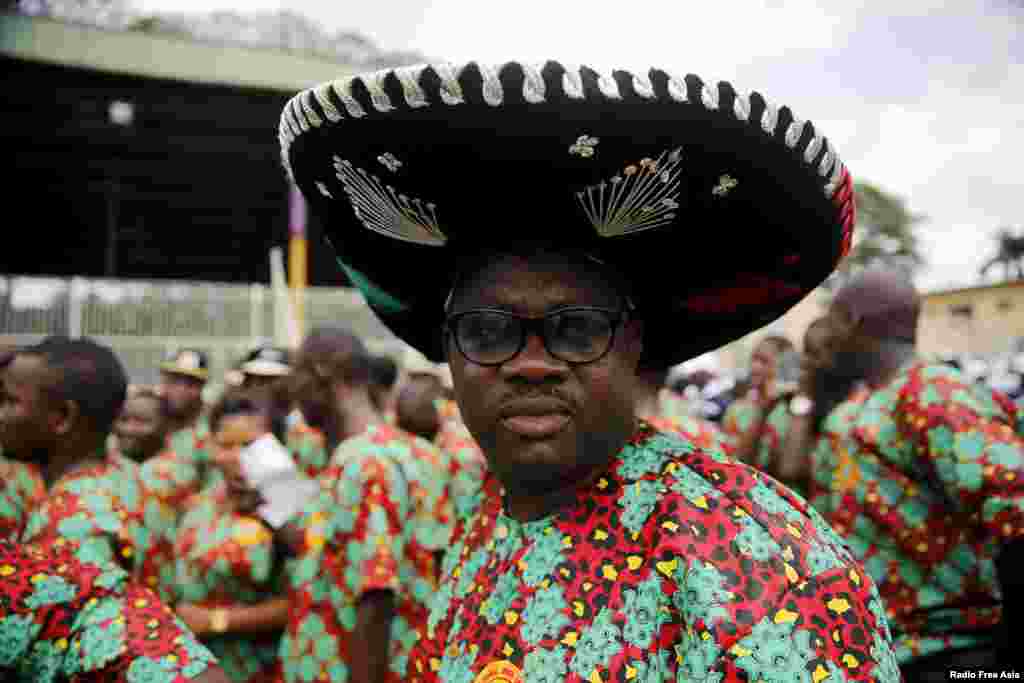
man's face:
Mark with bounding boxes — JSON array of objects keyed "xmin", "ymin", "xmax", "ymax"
[
  {"xmin": 0, "ymin": 355, "xmax": 59, "ymax": 460},
  {"xmin": 821, "ymin": 301, "xmax": 882, "ymax": 384},
  {"xmin": 159, "ymin": 372, "xmax": 204, "ymax": 420},
  {"xmin": 748, "ymin": 341, "xmax": 778, "ymax": 391},
  {"xmin": 446, "ymin": 253, "xmax": 644, "ymax": 498},
  {"xmin": 114, "ymin": 395, "xmax": 166, "ymax": 462}
]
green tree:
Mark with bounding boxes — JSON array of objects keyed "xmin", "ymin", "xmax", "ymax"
[{"xmin": 826, "ymin": 181, "xmax": 927, "ymax": 289}]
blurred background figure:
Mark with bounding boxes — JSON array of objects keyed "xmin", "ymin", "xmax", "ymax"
[
  {"xmin": 236, "ymin": 345, "xmax": 292, "ymax": 391},
  {"xmin": 272, "ymin": 326, "xmax": 450, "ymax": 683},
  {"xmin": 159, "ymin": 347, "xmax": 210, "ymax": 436},
  {"xmin": 744, "ymin": 317, "xmax": 834, "ymax": 495},
  {"xmin": 635, "ymin": 366, "xmax": 727, "ymax": 452},
  {"xmin": 396, "ymin": 371, "xmax": 444, "ymax": 442},
  {"xmin": 114, "ymin": 385, "xmax": 169, "ymax": 463},
  {"xmin": 174, "ymin": 387, "xmax": 290, "ymax": 683},
  {"xmin": 367, "ymin": 353, "xmax": 400, "ymax": 422},
  {"xmin": 808, "ymin": 268, "xmax": 1024, "ymax": 676},
  {"xmin": 720, "ymin": 335, "xmax": 794, "ymax": 461}
]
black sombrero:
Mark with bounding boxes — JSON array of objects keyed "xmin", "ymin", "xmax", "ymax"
[{"xmin": 280, "ymin": 60, "xmax": 854, "ymax": 369}]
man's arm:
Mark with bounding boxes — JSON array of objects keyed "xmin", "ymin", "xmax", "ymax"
[
  {"xmin": 348, "ymin": 590, "xmax": 396, "ymax": 683},
  {"xmin": 773, "ymin": 411, "xmax": 815, "ymax": 490},
  {"xmin": 193, "ymin": 668, "xmax": 233, "ymax": 683},
  {"xmin": 176, "ymin": 596, "xmax": 290, "ymax": 637}
]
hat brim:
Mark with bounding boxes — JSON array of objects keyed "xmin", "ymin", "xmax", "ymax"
[
  {"xmin": 240, "ymin": 360, "xmax": 291, "ymax": 377},
  {"xmin": 282, "ymin": 61, "xmax": 854, "ymax": 368},
  {"xmin": 159, "ymin": 364, "xmax": 209, "ymax": 381}
]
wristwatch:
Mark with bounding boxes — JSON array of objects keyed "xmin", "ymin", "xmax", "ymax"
[
  {"xmin": 210, "ymin": 608, "xmax": 230, "ymax": 634},
  {"xmin": 789, "ymin": 394, "xmax": 814, "ymax": 417}
]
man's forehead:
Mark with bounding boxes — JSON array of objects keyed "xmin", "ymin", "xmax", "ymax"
[
  {"xmin": 454, "ymin": 252, "xmax": 625, "ymax": 309},
  {"xmin": 2, "ymin": 355, "xmax": 58, "ymax": 400}
]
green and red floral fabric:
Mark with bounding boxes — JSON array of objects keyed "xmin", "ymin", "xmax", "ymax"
[
  {"xmin": 0, "ymin": 537, "xmax": 216, "ymax": 682},
  {"xmin": 809, "ymin": 362, "xmax": 1024, "ymax": 663},
  {"xmin": 174, "ymin": 484, "xmax": 284, "ymax": 683},
  {"xmin": 409, "ymin": 421, "xmax": 900, "ymax": 683},
  {"xmin": 279, "ymin": 423, "xmax": 447, "ymax": 683}
]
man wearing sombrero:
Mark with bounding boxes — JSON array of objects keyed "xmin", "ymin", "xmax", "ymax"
[{"xmin": 280, "ymin": 61, "xmax": 899, "ymax": 682}]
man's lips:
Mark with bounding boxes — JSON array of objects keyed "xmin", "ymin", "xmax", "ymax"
[{"xmin": 499, "ymin": 398, "xmax": 572, "ymax": 438}]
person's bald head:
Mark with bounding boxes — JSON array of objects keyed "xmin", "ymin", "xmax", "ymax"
[{"xmin": 831, "ymin": 268, "xmax": 920, "ymax": 344}]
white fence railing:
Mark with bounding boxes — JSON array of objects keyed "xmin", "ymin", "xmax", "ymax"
[{"xmin": 0, "ymin": 276, "xmax": 405, "ymax": 392}]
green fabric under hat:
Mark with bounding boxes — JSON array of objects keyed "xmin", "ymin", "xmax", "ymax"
[{"xmin": 281, "ymin": 60, "xmax": 855, "ymax": 368}]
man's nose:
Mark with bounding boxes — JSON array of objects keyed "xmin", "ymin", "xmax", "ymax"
[{"xmin": 500, "ymin": 332, "xmax": 569, "ymax": 382}]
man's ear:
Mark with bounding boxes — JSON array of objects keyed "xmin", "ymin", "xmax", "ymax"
[{"xmin": 51, "ymin": 399, "xmax": 80, "ymax": 436}]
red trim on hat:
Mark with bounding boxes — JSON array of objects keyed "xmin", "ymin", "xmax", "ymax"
[{"xmin": 683, "ymin": 275, "xmax": 804, "ymax": 314}]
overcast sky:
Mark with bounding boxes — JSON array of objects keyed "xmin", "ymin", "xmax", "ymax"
[{"xmin": 135, "ymin": 0, "xmax": 1024, "ymax": 292}]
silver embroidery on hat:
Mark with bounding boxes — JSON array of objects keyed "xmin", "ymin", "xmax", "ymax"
[
  {"xmin": 333, "ymin": 156, "xmax": 446, "ymax": 246},
  {"xmin": 562, "ymin": 65, "xmax": 585, "ymax": 100},
  {"xmin": 632, "ymin": 72, "xmax": 655, "ymax": 99},
  {"xmin": 824, "ymin": 160, "xmax": 845, "ymax": 196},
  {"xmin": 817, "ymin": 139, "xmax": 835, "ymax": 177},
  {"xmin": 432, "ymin": 63, "xmax": 465, "ymax": 105},
  {"xmin": 569, "ymin": 135, "xmax": 599, "ymax": 158},
  {"xmin": 712, "ymin": 174, "xmax": 738, "ymax": 197},
  {"xmin": 701, "ymin": 82, "xmax": 720, "ymax": 110},
  {"xmin": 313, "ymin": 83, "xmax": 343, "ymax": 123},
  {"xmin": 476, "ymin": 62, "xmax": 504, "ymax": 106},
  {"xmin": 316, "ymin": 181, "xmax": 333, "ymax": 198},
  {"xmin": 577, "ymin": 147, "xmax": 683, "ymax": 238},
  {"xmin": 300, "ymin": 92, "xmax": 323, "ymax": 128},
  {"xmin": 395, "ymin": 65, "xmax": 429, "ymax": 108},
  {"xmin": 377, "ymin": 153, "xmax": 403, "ymax": 173},
  {"xmin": 761, "ymin": 99, "xmax": 779, "ymax": 135},
  {"xmin": 521, "ymin": 63, "xmax": 547, "ymax": 103},
  {"xmin": 804, "ymin": 134, "xmax": 824, "ymax": 164},
  {"xmin": 733, "ymin": 94, "xmax": 751, "ymax": 122},
  {"xmin": 785, "ymin": 118, "xmax": 807, "ymax": 149},
  {"xmin": 361, "ymin": 71, "xmax": 396, "ymax": 113},
  {"xmin": 666, "ymin": 73, "xmax": 689, "ymax": 102},
  {"xmin": 594, "ymin": 69, "xmax": 621, "ymax": 100},
  {"xmin": 331, "ymin": 78, "xmax": 367, "ymax": 118}
]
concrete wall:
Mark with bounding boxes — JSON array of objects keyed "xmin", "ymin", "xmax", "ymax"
[{"xmin": 918, "ymin": 280, "xmax": 1024, "ymax": 357}]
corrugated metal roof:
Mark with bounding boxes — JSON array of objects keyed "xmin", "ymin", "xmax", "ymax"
[{"xmin": 0, "ymin": 12, "xmax": 357, "ymax": 92}]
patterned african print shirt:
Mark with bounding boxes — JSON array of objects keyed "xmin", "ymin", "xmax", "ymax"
[
  {"xmin": 286, "ymin": 423, "xmax": 331, "ymax": 479},
  {"xmin": 0, "ymin": 537, "xmax": 217, "ymax": 682},
  {"xmin": 279, "ymin": 423, "xmax": 448, "ymax": 683},
  {"xmin": 0, "ymin": 454, "xmax": 46, "ymax": 540},
  {"xmin": 434, "ymin": 418, "xmax": 489, "ymax": 523},
  {"xmin": 138, "ymin": 423, "xmax": 217, "ymax": 603},
  {"xmin": 409, "ymin": 421, "xmax": 900, "ymax": 683},
  {"xmin": 809, "ymin": 362, "xmax": 1024, "ymax": 664},
  {"xmin": 20, "ymin": 451, "xmax": 152, "ymax": 580},
  {"xmin": 720, "ymin": 397, "xmax": 762, "ymax": 446},
  {"xmin": 643, "ymin": 412, "xmax": 731, "ymax": 457},
  {"xmin": 174, "ymin": 485, "xmax": 284, "ymax": 683}
]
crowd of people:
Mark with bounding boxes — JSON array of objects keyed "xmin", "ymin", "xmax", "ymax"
[{"xmin": 2, "ymin": 59, "xmax": 1023, "ymax": 682}]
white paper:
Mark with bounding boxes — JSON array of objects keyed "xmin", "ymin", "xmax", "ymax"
[
  {"xmin": 240, "ymin": 434, "xmax": 297, "ymax": 488},
  {"xmin": 258, "ymin": 474, "xmax": 321, "ymax": 529},
  {"xmin": 239, "ymin": 434, "xmax": 319, "ymax": 529}
]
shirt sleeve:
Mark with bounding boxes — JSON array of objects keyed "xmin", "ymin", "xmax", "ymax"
[
  {"xmin": 894, "ymin": 366, "xmax": 1024, "ymax": 542},
  {"xmin": 0, "ymin": 540, "xmax": 217, "ymax": 682},
  {"xmin": 327, "ymin": 447, "xmax": 411, "ymax": 597},
  {"xmin": 59, "ymin": 584, "xmax": 218, "ymax": 682},
  {"xmin": 681, "ymin": 565, "xmax": 902, "ymax": 682}
]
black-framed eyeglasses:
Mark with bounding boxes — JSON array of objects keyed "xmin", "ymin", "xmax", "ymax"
[{"xmin": 444, "ymin": 305, "xmax": 632, "ymax": 367}]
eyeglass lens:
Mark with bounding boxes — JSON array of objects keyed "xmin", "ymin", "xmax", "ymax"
[{"xmin": 453, "ymin": 309, "xmax": 616, "ymax": 364}]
